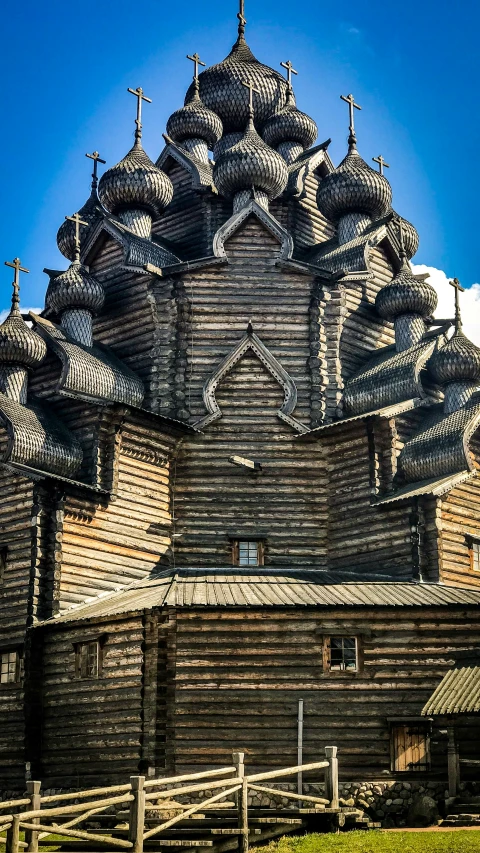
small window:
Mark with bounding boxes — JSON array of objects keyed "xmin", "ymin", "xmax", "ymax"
[
  {"xmin": 469, "ymin": 539, "xmax": 480, "ymax": 572},
  {"xmin": 232, "ymin": 540, "xmax": 264, "ymax": 567},
  {"xmin": 0, "ymin": 547, "xmax": 7, "ymax": 584},
  {"xmin": 323, "ymin": 637, "xmax": 358, "ymax": 673},
  {"xmin": 0, "ymin": 650, "xmax": 22, "ymax": 684},
  {"xmin": 75, "ymin": 641, "xmax": 100, "ymax": 679},
  {"xmin": 391, "ymin": 724, "xmax": 431, "ymax": 772}
]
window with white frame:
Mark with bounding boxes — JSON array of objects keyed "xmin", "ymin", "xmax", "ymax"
[
  {"xmin": 0, "ymin": 650, "xmax": 22, "ymax": 684},
  {"xmin": 468, "ymin": 536, "xmax": 480, "ymax": 572},
  {"xmin": 232, "ymin": 540, "xmax": 264, "ymax": 567}
]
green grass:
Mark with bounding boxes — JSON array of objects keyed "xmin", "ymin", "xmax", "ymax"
[{"xmin": 262, "ymin": 830, "xmax": 480, "ymax": 853}]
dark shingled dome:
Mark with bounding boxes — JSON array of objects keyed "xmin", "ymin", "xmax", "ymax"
[
  {"xmin": 167, "ymin": 83, "xmax": 223, "ymax": 150},
  {"xmin": 57, "ymin": 192, "xmax": 104, "ymax": 261},
  {"xmin": 46, "ymin": 262, "xmax": 105, "ymax": 316},
  {"xmin": 213, "ymin": 118, "xmax": 288, "ymax": 200},
  {"xmin": 187, "ymin": 37, "xmax": 290, "ymax": 134},
  {"xmin": 430, "ymin": 331, "xmax": 480, "ymax": 384},
  {"xmin": 0, "ymin": 299, "xmax": 46, "ymax": 369},
  {"xmin": 98, "ymin": 142, "xmax": 173, "ymax": 216},
  {"xmin": 262, "ymin": 92, "xmax": 317, "ymax": 150},
  {"xmin": 317, "ymin": 147, "xmax": 392, "ymax": 223},
  {"xmin": 376, "ymin": 263, "xmax": 438, "ymax": 322}
]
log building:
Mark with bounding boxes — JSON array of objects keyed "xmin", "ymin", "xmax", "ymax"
[{"xmin": 1, "ymin": 3, "xmax": 480, "ymax": 797}]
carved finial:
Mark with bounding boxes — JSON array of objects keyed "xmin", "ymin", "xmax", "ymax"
[
  {"xmin": 449, "ymin": 277, "xmax": 465, "ymax": 333},
  {"xmin": 127, "ymin": 86, "xmax": 152, "ymax": 145},
  {"xmin": 340, "ymin": 93, "xmax": 361, "ymax": 150},
  {"xmin": 187, "ymin": 52, "xmax": 206, "ymax": 93},
  {"xmin": 5, "ymin": 257, "xmax": 29, "ymax": 313},
  {"xmin": 247, "ymin": 320, "xmax": 253, "ymax": 335},
  {"xmin": 86, "ymin": 151, "xmax": 106, "ymax": 191},
  {"xmin": 65, "ymin": 212, "xmax": 89, "ymax": 264},
  {"xmin": 237, "ymin": 0, "xmax": 247, "ymax": 40},
  {"xmin": 372, "ymin": 154, "xmax": 390, "ymax": 176},
  {"xmin": 241, "ymin": 77, "xmax": 261, "ymax": 125},
  {"xmin": 396, "ymin": 217, "xmax": 407, "ymax": 266}
]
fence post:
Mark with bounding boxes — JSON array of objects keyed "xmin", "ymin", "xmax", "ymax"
[
  {"xmin": 233, "ymin": 752, "xmax": 248, "ymax": 853},
  {"xmin": 6, "ymin": 814, "xmax": 20, "ymax": 853},
  {"xmin": 129, "ymin": 775, "xmax": 145, "ymax": 853},
  {"xmin": 25, "ymin": 781, "xmax": 41, "ymax": 853},
  {"xmin": 324, "ymin": 746, "xmax": 339, "ymax": 809},
  {"xmin": 447, "ymin": 726, "xmax": 459, "ymax": 797}
]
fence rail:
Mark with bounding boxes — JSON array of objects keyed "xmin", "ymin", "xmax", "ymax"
[{"xmin": 1, "ymin": 748, "xmax": 339, "ymax": 853}]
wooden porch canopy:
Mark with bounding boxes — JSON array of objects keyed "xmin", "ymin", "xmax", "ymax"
[{"xmin": 422, "ymin": 660, "xmax": 480, "ymax": 797}]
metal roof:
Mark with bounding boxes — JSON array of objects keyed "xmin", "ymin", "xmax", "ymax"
[
  {"xmin": 422, "ymin": 664, "xmax": 480, "ymax": 716},
  {"xmin": 374, "ymin": 470, "xmax": 475, "ymax": 505},
  {"xmin": 40, "ymin": 569, "xmax": 480, "ymax": 626}
]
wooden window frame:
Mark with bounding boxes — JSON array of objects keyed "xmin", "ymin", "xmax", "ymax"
[
  {"xmin": 322, "ymin": 636, "xmax": 362, "ymax": 675},
  {"xmin": 73, "ymin": 636, "xmax": 106, "ymax": 680},
  {"xmin": 231, "ymin": 539, "xmax": 265, "ymax": 567},
  {"xmin": 466, "ymin": 535, "xmax": 480, "ymax": 572},
  {"xmin": 0, "ymin": 648, "xmax": 23, "ymax": 686},
  {"xmin": 389, "ymin": 720, "xmax": 432, "ymax": 773}
]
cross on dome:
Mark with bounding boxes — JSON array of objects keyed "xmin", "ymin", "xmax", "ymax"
[
  {"xmin": 5, "ymin": 257, "xmax": 28, "ymax": 307},
  {"xmin": 237, "ymin": 0, "xmax": 247, "ymax": 37},
  {"xmin": 280, "ymin": 60, "xmax": 298, "ymax": 88},
  {"xmin": 242, "ymin": 77, "xmax": 261, "ymax": 117},
  {"xmin": 340, "ymin": 93, "xmax": 361, "ymax": 148},
  {"xmin": 372, "ymin": 154, "xmax": 390, "ymax": 176},
  {"xmin": 65, "ymin": 212, "xmax": 89, "ymax": 264},
  {"xmin": 127, "ymin": 86, "xmax": 152, "ymax": 143},
  {"xmin": 450, "ymin": 277, "xmax": 465, "ymax": 332},
  {"xmin": 86, "ymin": 151, "xmax": 106, "ymax": 190},
  {"xmin": 187, "ymin": 52, "xmax": 206, "ymax": 81}
]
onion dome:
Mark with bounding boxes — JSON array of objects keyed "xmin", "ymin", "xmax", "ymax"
[
  {"xmin": 430, "ymin": 330, "xmax": 480, "ymax": 385},
  {"xmin": 46, "ymin": 262, "xmax": 105, "ymax": 317},
  {"xmin": 317, "ymin": 146, "xmax": 392, "ymax": 224},
  {"xmin": 0, "ymin": 277, "xmax": 46, "ymax": 369},
  {"xmin": 262, "ymin": 88, "xmax": 317, "ymax": 151},
  {"xmin": 57, "ymin": 192, "xmax": 102, "ymax": 261},
  {"xmin": 387, "ymin": 210, "xmax": 419, "ymax": 260},
  {"xmin": 213, "ymin": 110, "xmax": 288, "ymax": 202},
  {"xmin": 98, "ymin": 140, "xmax": 173, "ymax": 216},
  {"xmin": 186, "ymin": 26, "xmax": 289, "ymax": 134},
  {"xmin": 376, "ymin": 220, "xmax": 437, "ymax": 322},
  {"xmin": 167, "ymin": 79, "xmax": 223, "ymax": 150}
]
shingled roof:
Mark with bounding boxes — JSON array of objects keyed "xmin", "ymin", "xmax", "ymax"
[
  {"xmin": 42, "ymin": 569, "xmax": 480, "ymax": 625},
  {"xmin": 422, "ymin": 663, "xmax": 480, "ymax": 716}
]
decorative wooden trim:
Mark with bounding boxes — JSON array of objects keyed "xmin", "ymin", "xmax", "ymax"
[
  {"xmin": 196, "ymin": 325, "xmax": 308, "ymax": 433},
  {"xmin": 213, "ymin": 201, "xmax": 294, "ymax": 260}
]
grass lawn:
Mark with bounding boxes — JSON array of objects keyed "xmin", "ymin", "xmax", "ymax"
[{"xmin": 262, "ymin": 830, "xmax": 480, "ymax": 853}]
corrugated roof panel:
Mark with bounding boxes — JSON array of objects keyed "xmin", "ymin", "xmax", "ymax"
[{"xmin": 422, "ymin": 665, "xmax": 480, "ymax": 715}]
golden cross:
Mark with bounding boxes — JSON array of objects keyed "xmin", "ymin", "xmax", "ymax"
[
  {"xmin": 280, "ymin": 60, "xmax": 298, "ymax": 88},
  {"xmin": 372, "ymin": 154, "xmax": 390, "ymax": 176},
  {"xmin": 449, "ymin": 277, "xmax": 465, "ymax": 332},
  {"xmin": 242, "ymin": 77, "xmax": 261, "ymax": 114},
  {"xmin": 86, "ymin": 150, "xmax": 106, "ymax": 189},
  {"xmin": 237, "ymin": 0, "xmax": 247, "ymax": 35},
  {"xmin": 5, "ymin": 257, "xmax": 28, "ymax": 305},
  {"xmin": 187, "ymin": 52, "xmax": 206, "ymax": 81},
  {"xmin": 340, "ymin": 93, "xmax": 361, "ymax": 145},
  {"xmin": 66, "ymin": 212, "xmax": 89, "ymax": 263},
  {"xmin": 127, "ymin": 87, "xmax": 152, "ymax": 141}
]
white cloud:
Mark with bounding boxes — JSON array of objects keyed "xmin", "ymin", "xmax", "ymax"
[
  {"xmin": 411, "ymin": 264, "xmax": 480, "ymax": 348},
  {"xmin": 0, "ymin": 307, "xmax": 43, "ymax": 325}
]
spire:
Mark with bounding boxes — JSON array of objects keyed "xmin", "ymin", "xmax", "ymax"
[
  {"xmin": 372, "ymin": 154, "xmax": 390, "ymax": 176},
  {"xmin": 241, "ymin": 76, "xmax": 260, "ymax": 129},
  {"xmin": 4, "ymin": 257, "xmax": 28, "ymax": 316},
  {"xmin": 127, "ymin": 86, "xmax": 152, "ymax": 146},
  {"xmin": 237, "ymin": 0, "xmax": 247, "ymax": 42},
  {"xmin": 340, "ymin": 93, "xmax": 361, "ymax": 151},
  {"xmin": 86, "ymin": 150, "xmax": 106, "ymax": 192},
  {"xmin": 450, "ymin": 277, "xmax": 465, "ymax": 333}
]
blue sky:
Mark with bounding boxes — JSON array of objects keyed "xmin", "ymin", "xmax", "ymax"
[{"xmin": 0, "ymin": 0, "xmax": 478, "ymax": 316}]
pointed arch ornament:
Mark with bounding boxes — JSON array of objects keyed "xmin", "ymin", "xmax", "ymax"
[{"xmin": 195, "ymin": 324, "xmax": 308, "ymax": 433}]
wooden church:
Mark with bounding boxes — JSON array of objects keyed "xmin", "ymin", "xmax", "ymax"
[{"xmin": 1, "ymin": 2, "xmax": 480, "ymax": 796}]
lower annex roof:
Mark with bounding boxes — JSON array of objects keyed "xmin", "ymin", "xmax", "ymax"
[
  {"xmin": 40, "ymin": 568, "xmax": 480, "ymax": 625},
  {"xmin": 422, "ymin": 664, "xmax": 480, "ymax": 716}
]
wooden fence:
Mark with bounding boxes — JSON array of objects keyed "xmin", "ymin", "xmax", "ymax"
[{"xmin": 1, "ymin": 747, "xmax": 339, "ymax": 853}]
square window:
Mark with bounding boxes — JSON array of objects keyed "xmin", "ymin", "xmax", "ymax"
[
  {"xmin": 232, "ymin": 540, "xmax": 264, "ymax": 567},
  {"xmin": 0, "ymin": 650, "xmax": 21, "ymax": 684},
  {"xmin": 391, "ymin": 724, "xmax": 430, "ymax": 772},
  {"xmin": 76, "ymin": 641, "xmax": 100, "ymax": 679},
  {"xmin": 323, "ymin": 637, "xmax": 358, "ymax": 673}
]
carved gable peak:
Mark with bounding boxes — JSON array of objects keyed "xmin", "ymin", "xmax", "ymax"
[{"xmin": 213, "ymin": 201, "xmax": 293, "ymax": 260}]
